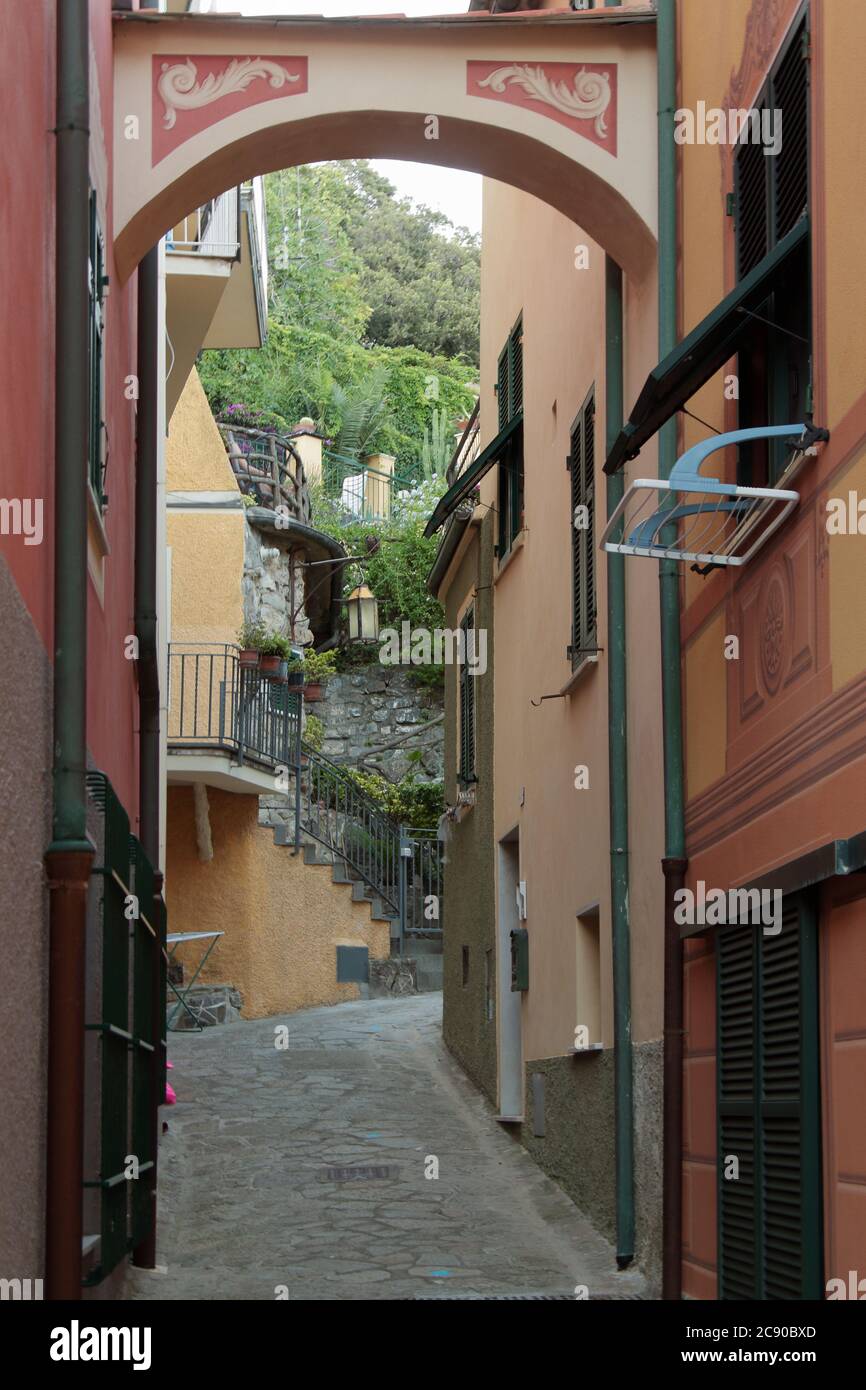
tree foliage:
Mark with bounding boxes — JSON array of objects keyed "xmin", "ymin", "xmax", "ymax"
[{"xmin": 198, "ymin": 161, "xmax": 479, "ymax": 478}]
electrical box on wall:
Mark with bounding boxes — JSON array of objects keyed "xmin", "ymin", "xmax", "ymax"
[{"xmin": 510, "ymin": 927, "xmax": 529, "ymax": 992}]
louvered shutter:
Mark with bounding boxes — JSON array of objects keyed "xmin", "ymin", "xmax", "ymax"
[
  {"xmin": 582, "ymin": 395, "xmax": 596, "ymax": 646},
  {"xmin": 772, "ymin": 21, "xmax": 809, "ymax": 243},
  {"xmin": 459, "ymin": 608, "xmax": 475, "ymax": 783},
  {"xmin": 497, "ymin": 345, "xmax": 510, "ymax": 432},
  {"xmin": 569, "ymin": 391, "xmax": 596, "ymax": 669},
  {"xmin": 570, "ymin": 418, "xmax": 583, "ymax": 666},
  {"xmin": 510, "ymin": 320, "xmax": 523, "ymax": 418},
  {"xmin": 760, "ymin": 902, "xmax": 821, "ymax": 1299},
  {"xmin": 717, "ymin": 896, "xmax": 821, "ymax": 1300},
  {"xmin": 735, "ymin": 117, "xmax": 770, "ymax": 281},
  {"xmin": 734, "ymin": 16, "xmax": 808, "ymax": 283},
  {"xmin": 718, "ymin": 924, "xmax": 760, "ymax": 1299}
]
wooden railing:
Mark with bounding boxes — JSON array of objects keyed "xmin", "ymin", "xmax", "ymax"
[{"xmin": 219, "ymin": 425, "xmax": 312, "ymax": 524}]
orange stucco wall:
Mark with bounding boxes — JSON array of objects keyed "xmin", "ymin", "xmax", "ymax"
[
  {"xmin": 166, "ymin": 786, "xmax": 390, "ymax": 1019},
  {"xmin": 678, "ymin": 0, "xmax": 866, "ymax": 1296}
]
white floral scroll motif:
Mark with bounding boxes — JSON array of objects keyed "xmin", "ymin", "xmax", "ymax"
[
  {"xmin": 158, "ymin": 57, "xmax": 299, "ymax": 131},
  {"xmin": 477, "ymin": 64, "xmax": 612, "ymax": 139}
]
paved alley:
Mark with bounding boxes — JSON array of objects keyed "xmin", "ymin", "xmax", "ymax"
[{"xmin": 129, "ymin": 995, "xmax": 646, "ymax": 1302}]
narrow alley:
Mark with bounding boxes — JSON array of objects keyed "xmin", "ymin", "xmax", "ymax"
[{"xmin": 130, "ymin": 996, "xmax": 646, "ymax": 1302}]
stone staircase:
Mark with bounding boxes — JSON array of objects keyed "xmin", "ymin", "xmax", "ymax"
[{"xmin": 271, "ymin": 823, "xmax": 442, "ymax": 994}]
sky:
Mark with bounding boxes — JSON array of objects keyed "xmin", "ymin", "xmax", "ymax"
[{"xmin": 204, "ymin": 0, "xmax": 483, "ymax": 235}]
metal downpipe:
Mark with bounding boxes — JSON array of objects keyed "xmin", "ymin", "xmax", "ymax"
[
  {"xmin": 45, "ymin": 0, "xmax": 92, "ymax": 1302},
  {"xmin": 657, "ymin": 0, "xmax": 688, "ymax": 1301},
  {"xmin": 605, "ymin": 253, "xmax": 635, "ymax": 1269}
]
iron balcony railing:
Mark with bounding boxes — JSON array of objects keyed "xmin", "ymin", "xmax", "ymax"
[
  {"xmin": 219, "ymin": 425, "xmax": 312, "ymax": 524},
  {"xmin": 166, "ymin": 186, "xmax": 241, "ymax": 260},
  {"xmin": 168, "ymin": 644, "xmax": 301, "ymax": 771}
]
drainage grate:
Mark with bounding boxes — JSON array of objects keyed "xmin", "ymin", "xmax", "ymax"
[{"xmin": 320, "ymin": 1165, "xmax": 400, "ymax": 1182}]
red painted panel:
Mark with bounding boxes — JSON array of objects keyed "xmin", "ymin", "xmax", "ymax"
[
  {"xmin": 467, "ymin": 60, "xmax": 617, "ymax": 156},
  {"xmin": 152, "ymin": 55, "xmax": 309, "ymax": 165}
]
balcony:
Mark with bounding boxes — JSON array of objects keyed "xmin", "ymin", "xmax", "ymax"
[
  {"xmin": 219, "ymin": 425, "xmax": 312, "ymax": 524},
  {"xmin": 165, "ymin": 180, "xmax": 268, "ymax": 421},
  {"xmin": 166, "ymin": 187, "xmax": 241, "ymax": 260},
  {"xmin": 167, "ymin": 644, "xmax": 301, "ymax": 795}
]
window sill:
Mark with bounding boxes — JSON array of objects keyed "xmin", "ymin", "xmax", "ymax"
[
  {"xmin": 568, "ymin": 1043, "xmax": 603, "ymax": 1058},
  {"xmin": 494, "ymin": 528, "xmax": 526, "ymax": 583},
  {"xmin": 560, "ymin": 650, "xmax": 600, "ymax": 695}
]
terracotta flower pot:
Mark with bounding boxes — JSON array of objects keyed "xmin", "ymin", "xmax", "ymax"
[
  {"xmin": 260, "ymin": 653, "xmax": 280, "ymax": 676},
  {"xmin": 239, "ymin": 648, "xmax": 260, "ymax": 669},
  {"xmin": 303, "ymin": 682, "xmax": 324, "ymax": 702}
]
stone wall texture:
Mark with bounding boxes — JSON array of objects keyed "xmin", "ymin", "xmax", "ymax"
[{"xmin": 312, "ymin": 663, "xmax": 444, "ymax": 784}]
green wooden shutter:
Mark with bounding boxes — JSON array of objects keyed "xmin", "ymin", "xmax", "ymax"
[
  {"xmin": 570, "ymin": 417, "xmax": 583, "ymax": 666},
  {"xmin": 717, "ymin": 894, "xmax": 822, "ymax": 1300},
  {"xmin": 582, "ymin": 393, "xmax": 596, "ymax": 646},
  {"xmin": 510, "ymin": 319, "xmax": 523, "ymax": 418},
  {"xmin": 734, "ymin": 115, "xmax": 770, "ymax": 281},
  {"xmin": 569, "ymin": 389, "xmax": 596, "ymax": 668},
  {"xmin": 771, "ymin": 17, "xmax": 809, "ymax": 245},
  {"xmin": 718, "ymin": 923, "xmax": 760, "ymax": 1299},
  {"xmin": 760, "ymin": 900, "xmax": 821, "ymax": 1299},
  {"xmin": 497, "ymin": 345, "xmax": 510, "ymax": 432},
  {"xmin": 459, "ymin": 607, "xmax": 475, "ymax": 783}
]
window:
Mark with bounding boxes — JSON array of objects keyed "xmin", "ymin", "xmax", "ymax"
[
  {"xmin": 717, "ymin": 894, "xmax": 822, "ymax": 1299},
  {"xmin": 734, "ymin": 13, "xmax": 810, "ymax": 485},
  {"xmin": 458, "ymin": 605, "xmax": 476, "ymax": 785},
  {"xmin": 496, "ymin": 315, "xmax": 524, "ymax": 557},
  {"xmin": 88, "ymin": 190, "xmax": 107, "ymax": 508},
  {"xmin": 568, "ymin": 388, "xmax": 596, "ymax": 668}
]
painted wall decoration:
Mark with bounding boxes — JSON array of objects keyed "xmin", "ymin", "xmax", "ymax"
[
  {"xmin": 467, "ymin": 60, "xmax": 617, "ymax": 155},
  {"xmin": 152, "ymin": 55, "xmax": 308, "ymax": 164}
]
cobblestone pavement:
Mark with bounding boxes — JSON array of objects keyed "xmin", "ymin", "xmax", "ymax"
[{"xmin": 129, "ymin": 994, "xmax": 646, "ymax": 1301}]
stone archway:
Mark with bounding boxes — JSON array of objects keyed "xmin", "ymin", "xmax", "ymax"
[{"xmin": 113, "ymin": 8, "xmax": 659, "ymax": 281}]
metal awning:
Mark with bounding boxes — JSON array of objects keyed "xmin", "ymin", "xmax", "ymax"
[
  {"xmin": 604, "ymin": 218, "xmax": 809, "ymax": 476},
  {"xmin": 424, "ymin": 413, "xmax": 523, "ymax": 538}
]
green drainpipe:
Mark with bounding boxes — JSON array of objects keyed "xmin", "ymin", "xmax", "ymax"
[
  {"xmin": 603, "ymin": 0, "xmax": 635, "ymax": 1279},
  {"xmin": 605, "ymin": 253, "xmax": 634, "ymax": 1269},
  {"xmin": 45, "ymin": 0, "xmax": 93, "ymax": 1301},
  {"xmin": 657, "ymin": 0, "xmax": 688, "ymax": 1301}
]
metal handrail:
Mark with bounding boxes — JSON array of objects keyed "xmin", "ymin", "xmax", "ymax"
[{"xmin": 297, "ymin": 742, "xmax": 401, "ymax": 912}]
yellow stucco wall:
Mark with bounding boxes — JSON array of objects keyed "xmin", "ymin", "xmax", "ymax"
[
  {"xmin": 166, "ymin": 367, "xmax": 245, "ymax": 646},
  {"xmin": 168, "ymin": 511, "xmax": 244, "ymax": 646},
  {"xmin": 166, "ymin": 786, "xmax": 390, "ymax": 1018},
  {"xmin": 685, "ymin": 611, "xmax": 728, "ymax": 800},
  {"xmin": 166, "ymin": 368, "xmax": 239, "ymax": 493},
  {"xmin": 829, "ymin": 444, "xmax": 866, "ymax": 692}
]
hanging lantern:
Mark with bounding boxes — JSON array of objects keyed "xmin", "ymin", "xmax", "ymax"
[{"xmin": 347, "ymin": 583, "xmax": 379, "ymax": 643}]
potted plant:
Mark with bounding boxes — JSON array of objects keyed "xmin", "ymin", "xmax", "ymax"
[
  {"xmin": 302, "ymin": 647, "xmax": 338, "ymax": 702},
  {"xmin": 285, "ymin": 656, "xmax": 306, "ymax": 688},
  {"xmin": 258, "ymin": 632, "xmax": 288, "ymax": 677},
  {"xmin": 237, "ymin": 620, "xmax": 267, "ymax": 669}
]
